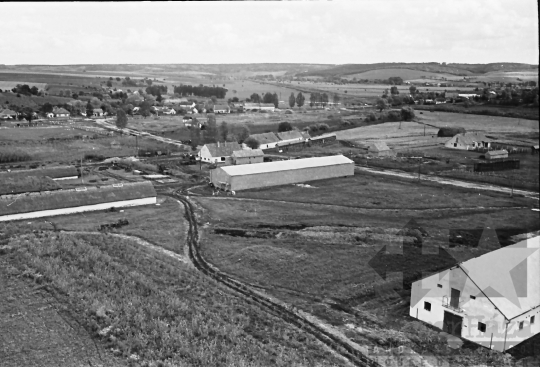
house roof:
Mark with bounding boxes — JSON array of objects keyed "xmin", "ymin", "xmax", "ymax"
[
  {"xmin": 0, "ymin": 109, "xmax": 17, "ymax": 115},
  {"xmin": 450, "ymin": 132, "xmax": 490, "ymax": 146},
  {"xmin": 368, "ymin": 142, "xmax": 390, "ymax": 152},
  {"xmin": 277, "ymin": 130, "xmax": 303, "ymax": 141},
  {"xmin": 213, "ymin": 104, "xmax": 230, "ymax": 111},
  {"xmin": 219, "ymin": 155, "xmax": 354, "ymax": 177},
  {"xmin": 249, "ymin": 132, "xmax": 280, "ymax": 144},
  {"xmin": 231, "ymin": 149, "xmax": 264, "ymax": 158},
  {"xmin": 456, "ymin": 236, "xmax": 540, "ymax": 320},
  {"xmin": 0, "ymin": 181, "xmax": 156, "ymax": 216},
  {"xmin": 54, "ymin": 108, "xmax": 70, "ymax": 114},
  {"xmin": 0, "ymin": 176, "xmax": 60, "ymax": 195},
  {"xmin": 204, "ymin": 142, "xmax": 242, "ymax": 157},
  {"xmin": 311, "ymin": 133, "xmax": 336, "ymax": 141}
]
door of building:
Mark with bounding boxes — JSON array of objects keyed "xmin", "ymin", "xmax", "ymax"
[
  {"xmin": 450, "ymin": 288, "xmax": 460, "ymax": 309},
  {"xmin": 443, "ymin": 311, "xmax": 463, "ymax": 336}
]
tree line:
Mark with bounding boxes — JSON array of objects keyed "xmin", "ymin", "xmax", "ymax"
[{"xmin": 173, "ymin": 84, "xmax": 227, "ymax": 99}]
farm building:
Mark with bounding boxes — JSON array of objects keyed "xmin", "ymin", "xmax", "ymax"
[
  {"xmin": 243, "ymin": 103, "xmax": 275, "ymax": 112},
  {"xmin": 0, "ymin": 108, "xmax": 17, "ymax": 120},
  {"xmin": 210, "ymin": 155, "xmax": 354, "ymax": 191},
  {"xmin": 231, "ymin": 149, "xmax": 264, "ymax": 165},
  {"xmin": 0, "ymin": 176, "xmax": 60, "ymax": 195},
  {"xmin": 485, "ymin": 149, "xmax": 509, "ymax": 160},
  {"xmin": 445, "ymin": 132, "xmax": 491, "ymax": 150},
  {"xmin": 277, "ymin": 130, "xmax": 304, "ymax": 144},
  {"xmin": 0, "ymin": 166, "xmax": 79, "ymax": 181},
  {"xmin": 367, "ymin": 142, "xmax": 395, "ymax": 157},
  {"xmin": 0, "ymin": 181, "xmax": 157, "ymax": 222},
  {"xmin": 93, "ymin": 109, "xmax": 104, "ymax": 117},
  {"xmin": 249, "ymin": 132, "xmax": 281, "ymax": 150},
  {"xmin": 198, "ymin": 141, "xmax": 242, "ymax": 164},
  {"xmin": 309, "ymin": 133, "xmax": 337, "ymax": 145},
  {"xmin": 410, "ymin": 236, "xmax": 540, "ymax": 352},
  {"xmin": 213, "ymin": 104, "xmax": 230, "ymax": 114}
]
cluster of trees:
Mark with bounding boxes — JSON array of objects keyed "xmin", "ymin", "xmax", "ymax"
[
  {"xmin": 308, "ymin": 92, "xmax": 340, "ymax": 107},
  {"xmin": 121, "ymin": 77, "xmax": 141, "ymax": 87},
  {"xmin": 288, "ymin": 92, "xmax": 305, "ymax": 108},
  {"xmin": 145, "ymin": 85, "xmax": 167, "ymax": 97},
  {"xmin": 248, "ymin": 92, "xmax": 279, "ymax": 107},
  {"xmin": 387, "ymin": 77, "xmax": 404, "ymax": 85},
  {"xmin": 173, "ymin": 84, "xmax": 227, "ymax": 99},
  {"xmin": 10, "ymin": 84, "xmax": 40, "ymax": 96}
]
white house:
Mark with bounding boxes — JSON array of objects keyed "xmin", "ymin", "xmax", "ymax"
[
  {"xmin": 248, "ymin": 132, "xmax": 281, "ymax": 150},
  {"xmin": 213, "ymin": 104, "xmax": 230, "ymax": 114},
  {"xmin": 198, "ymin": 141, "xmax": 242, "ymax": 164},
  {"xmin": 276, "ymin": 130, "xmax": 304, "ymax": 144},
  {"xmin": 445, "ymin": 132, "xmax": 491, "ymax": 150},
  {"xmin": 53, "ymin": 107, "xmax": 70, "ymax": 118},
  {"xmin": 162, "ymin": 108, "xmax": 176, "ymax": 115},
  {"xmin": 93, "ymin": 109, "xmax": 104, "ymax": 117},
  {"xmin": 410, "ymin": 236, "xmax": 540, "ymax": 352}
]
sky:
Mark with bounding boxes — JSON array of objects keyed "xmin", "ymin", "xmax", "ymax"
[{"xmin": 0, "ymin": 1, "xmax": 538, "ymax": 65}]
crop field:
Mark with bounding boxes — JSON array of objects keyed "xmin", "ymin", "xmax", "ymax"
[
  {"xmin": 417, "ymin": 111, "xmax": 540, "ymax": 134},
  {"xmin": 1, "ymin": 206, "xmax": 345, "ymax": 366},
  {"xmin": 193, "ymin": 171, "xmax": 538, "ymax": 366},
  {"xmin": 341, "ymin": 68, "xmax": 460, "ymax": 81},
  {"xmin": 335, "ymin": 121, "xmax": 439, "ymax": 142}
]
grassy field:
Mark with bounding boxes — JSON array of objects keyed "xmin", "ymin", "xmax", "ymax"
[
  {"xmin": 193, "ymin": 171, "xmax": 538, "ymax": 366},
  {"xmin": 1, "ymin": 203, "xmax": 346, "ymax": 367},
  {"xmin": 335, "ymin": 121, "xmax": 439, "ymax": 142},
  {"xmin": 341, "ymin": 68, "xmax": 459, "ymax": 82}
]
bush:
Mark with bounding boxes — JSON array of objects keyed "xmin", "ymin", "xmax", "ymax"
[
  {"xmin": 437, "ymin": 127, "xmax": 466, "ymax": 137},
  {"xmin": 316, "ymin": 123, "xmax": 330, "ymax": 131},
  {"xmin": 387, "ymin": 111, "xmax": 401, "ymax": 122},
  {"xmin": 244, "ymin": 137, "xmax": 260, "ymax": 149},
  {"xmin": 368, "ymin": 113, "xmax": 377, "ymax": 122},
  {"xmin": 0, "ymin": 148, "xmax": 32, "ymax": 163}
]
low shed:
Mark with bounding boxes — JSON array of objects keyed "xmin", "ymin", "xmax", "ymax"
[
  {"xmin": 485, "ymin": 149, "xmax": 508, "ymax": 160},
  {"xmin": 367, "ymin": 142, "xmax": 395, "ymax": 157},
  {"xmin": 0, "ymin": 166, "xmax": 79, "ymax": 181},
  {"xmin": 231, "ymin": 149, "xmax": 264, "ymax": 165},
  {"xmin": 210, "ymin": 155, "xmax": 354, "ymax": 191},
  {"xmin": 0, "ymin": 181, "xmax": 157, "ymax": 222}
]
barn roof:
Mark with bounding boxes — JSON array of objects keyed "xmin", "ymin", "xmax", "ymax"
[
  {"xmin": 277, "ymin": 130, "xmax": 303, "ymax": 141},
  {"xmin": 368, "ymin": 141, "xmax": 390, "ymax": 152},
  {"xmin": 249, "ymin": 132, "xmax": 280, "ymax": 144},
  {"xmin": 311, "ymin": 133, "xmax": 336, "ymax": 141},
  {"xmin": 231, "ymin": 149, "xmax": 264, "ymax": 158},
  {"xmin": 219, "ymin": 155, "xmax": 353, "ymax": 177},
  {"xmin": 456, "ymin": 236, "xmax": 539, "ymax": 320},
  {"xmin": 0, "ymin": 176, "xmax": 60, "ymax": 195},
  {"xmin": 54, "ymin": 108, "xmax": 70, "ymax": 114},
  {"xmin": 0, "ymin": 109, "xmax": 17, "ymax": 115},
  {"xmin": 0, "ymin": 166, "xmax": 79, "ymax": 180},
  {"xmin": 204, "ymin": 141, "xmax": 242, "ymax": 157},
  {"xmin": 213, "ymin": 104, "xmax": 230, "ymax": 111},
  {"xmin": 486, "ymin": 149, "xmax": 508, "ymax": 156},
  {"xmin": 0, "ymin": 181, "xmax": 156, "ymax": 216}
]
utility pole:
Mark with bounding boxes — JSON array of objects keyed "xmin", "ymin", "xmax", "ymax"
[{"xmin": 81, "ymin": 155, "xmax": 84, "ymax": 184}]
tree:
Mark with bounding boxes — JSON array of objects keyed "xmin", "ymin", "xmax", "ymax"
[
  {"xmin": 272, "ymin": 93, "xmax": 279, "ymax": 108},
  {"xmin": 390, "ymin": 86, "xmax": 399, "ymax": 95},
  {"xmin": 376, "ymin": 98, "xmax": 388, "ymax": 112},
  {"xmin": 321, "ymin": 93, "xmax": 329, "ymax": 107},
  {"xmin": 106, "ymin": 80, "xmax": 113, "ymax": 87},
  {"xmin": 288, "ymin": 92, "xmax": 296, "ymax": 108},
  {"xmin": 401, "ymin": 106, "xmax": 415, "ymax": 121},
  {"xmin": 116, "ymin": 77, "xmax": 121, "ymax": 81},
  {"xmin": 219, "ymin": 121, "xmax": 228, "ymax": 142},
  {"xmin": 244, "ymin": 137, "xmax": 260, "ymax": 149},
  {"xmin": 146, "ymin": 79, "xmax": 153, "ymax": 86},
  {"xmin": 41, "ymin": 102, "xmax": 53, "ymax": 113},
  {"xmin": 278, "ymin": 121, "xmax": 293, "ymax": 132},
  {"xmin": 22, "ymin": 107, "xmax": 34, "ymax": 122},
  {"xmin": 333, "ymin": 94, "xmax": 340, "ymax": 105},
  {"xmin": 116, "ymin": 109, "xmax": 128, "ymax": 129},
  {"xmin": 263, "ymin": 92, "xmax": 274, "ymax": 104},
  {"xmin": 205, "ymin": 114, "xmax": 218, "ymax": 143},
  {"xmin": 156, "ymin": 92, "xmax": 163, "ymax": 103},
  {"xmin": 225, "ymin": 133, "xmax": 237, "ymax": 142},
  {"xmin": 250, "ymin": 93, "xmax": 261, "ymax": 103},
  {"xmin": 140, "ymin": 101, "xmax": 152, "ymax": 118},
  {"xmin": 231, "ymin": 97, "xmax": 239, "ymax": 103},
  {"xmin": 236, "ymin": 125, "xmax": 250, "ymax": 143},
  {"xmin": 296, "ymin": 92, "xmax": 305, "ymax": 108},
  {"xmin": 86, "ymin": 102, "xmax": 94, "ymax": 116}
]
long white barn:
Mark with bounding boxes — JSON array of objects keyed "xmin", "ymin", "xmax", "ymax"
[{"xmin": 0, "ymin": 181, "xmax": 157, "ymax": 222}]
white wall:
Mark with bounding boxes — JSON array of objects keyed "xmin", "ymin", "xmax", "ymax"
[{"xmin": 0, "ymin": 197, "xmax": 156, "ymax": 222}]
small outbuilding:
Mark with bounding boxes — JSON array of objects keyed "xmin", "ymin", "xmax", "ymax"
[
  {"xmin": 485, "ymin": 149, "xmax": 508, "ymax": 160},
  {"xmin": 210, "ymin": 155, "xmax": 354, "ymax": 191},
  {"xmin": 277, "ymin": 130, "xmax": 304, "ymax": 144},
  {"xmin": 231, "ymin": 149, "xmax": 264, "ymax": 165},
  {"xmin": 367, "ymin": 142, "xmax": 395, "ymax": 157}
]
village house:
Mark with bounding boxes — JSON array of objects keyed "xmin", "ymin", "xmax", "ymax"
[
  {"xmin": 276, "ymin": 130, "xmax": 304, "ymax": 144},
  {"xmin": 52, "ymin": 107, "xmax": 70, "ymax": 118},
  {"xmin": 213, "ymin": 104, "xmax": 230, "ymax": 114},
  {"xmin": 0, "ymin": 108, "xmax": 17, "ymax": 120},
  {"xmin": 485, "ymin": 149, "xmax": 509, "ymax": 160},
  {"xmin": 367, "ymin": 141, "xmax": 395, "ymax": 157},
  {"xmin": 410, "ymin": 236, "xmax": 539, "ymax": 352},
  {"xmin": 93, "ymin": 109, "xmax": 104, "ymax": 118},
  {"xmin": 198, "ymin": 141, "xmax": 242, "ymax": 164},
  {"xmin": 445, "ymin": 132, "xmax": 491, "ymax": 150}
]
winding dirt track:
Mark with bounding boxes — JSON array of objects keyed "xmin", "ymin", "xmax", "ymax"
[{"xmin": 168, "ymin": 191, "xmax": 383, "ymax": 367}]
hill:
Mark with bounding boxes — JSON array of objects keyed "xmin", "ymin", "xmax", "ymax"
[{"xmin": 299, "ymin": 62, "xmax": 538, "ymax": 78}]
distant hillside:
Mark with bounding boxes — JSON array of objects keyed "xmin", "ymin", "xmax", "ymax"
[
  {"xmin": 299, "ymin": 62, "xmax": 538, "ymax": 78},
  {"xmin": 0, "ymin": 63, "xmax": 334, "ymax": 77}
]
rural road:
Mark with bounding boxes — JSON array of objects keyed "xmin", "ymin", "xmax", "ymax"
[{"xmin": 355, "ymin": 166, "xmax": 539, "ymax": 200}]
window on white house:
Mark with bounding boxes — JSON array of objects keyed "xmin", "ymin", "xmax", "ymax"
[
  {"xmin": 478, "ymin": 322, "xmax": 486, "ymax": 333},
  {"xmin": 531, "ymin": 316, "xmax": 535, "ymax": 324},
  {"xmin": 470, "ymin": 295, "xmax": 476, "ymax": 300},
  {"xmin": 424, "ymin": 302, "xmax": 431, "ymax": 311},
  {"xmin": 519, "ymin": 321, "xmax": 524, "ymax": 330},
  {"xmin": 437, "ymin": 284, "xmax": 442, "ymax": 288},
  {"xmin": 221, "ymin": 157, "xmax": 225, "ymax": 161}
]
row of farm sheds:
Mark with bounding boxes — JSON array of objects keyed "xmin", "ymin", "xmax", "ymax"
[
  {"xmin": 0, "ymin": 166, "xmax": 157, "ymax": 221},
  {"xmin": 210, "ymin": 155, "xmax": 354, "ymax": 191}
]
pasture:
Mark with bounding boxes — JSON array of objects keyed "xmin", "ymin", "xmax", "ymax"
[{"xmin": 341, "ymin": 68, "xmax": 459, "ymax": 82}]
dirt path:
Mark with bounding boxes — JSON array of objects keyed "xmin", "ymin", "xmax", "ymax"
[{"xmin": 356, "ymin": 166, "xmax": 539, "ymax": 200}]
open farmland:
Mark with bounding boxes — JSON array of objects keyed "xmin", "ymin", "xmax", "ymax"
[
  {"xmin": 193, "ymin": 171, "xmax": 538, "ymax": 367},
  {"xmin": 1, "ymin": 204, "xmax": 346, "ymax": 367},
  {"xmin": 335, "ymin": 121, "xmax": 439, "ymax": 142},
  {"xmin": 341, "ymin": 68, "xmax": 460, "ymax": 81}
]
